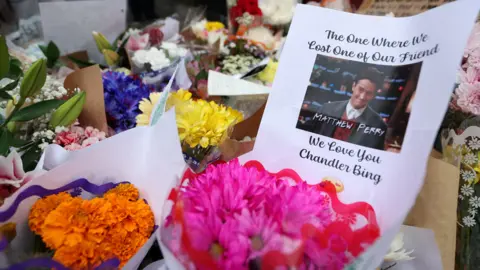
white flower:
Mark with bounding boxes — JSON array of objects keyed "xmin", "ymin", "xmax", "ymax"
[
  {"xmin": 469, "ymin": 208, "xmax": 477, "ymax": 216},
  {"xmin": 464, "ymin": 153, "xmax": 478, "ymax": 165},
  {"xmin": 0, "ymin": 150, "xmax": 42, "ymax": 188},
  {"xmin": 132, "ymin": 48, "xmax": 171, "ymax": 71},
  {"xmin": 461, "ymin": 184, "xmax": 475, "ymax": 196},
  {"xmin": 460, "ymin": 194, "xmax": 465, "ymax": 200},
  {"xmin": 259, "ymin": 0, "xmax": 296, "ymax": 25},
  {"xmin": 160, "ymin": 42, "xmax": 188, "ymax": 59},
  {"xmin": 462, "ymin": 170, "xmax": 476, "ymax": 182},
  {"xmin": 463, "ymin": 215, "xmax": 476, "ymax": 227},
  {"xmin": 470, "ymin": 196, "xmax": 480, "ymax": 208},
  {"xmin": 244, "ymin": 26, "xmax": 276, "ymax": 49},
  {"xmin": 469, "ymin": 137, "xmax": 480, "ymax": 150},
  {"xmin": 383, "ymin": 232, "xmax": 414, "ymax": 262}
]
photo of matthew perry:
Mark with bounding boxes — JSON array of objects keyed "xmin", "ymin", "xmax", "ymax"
[{"xmin": 296, "ymin": 54, "xmax": 422, "ymax": 152}]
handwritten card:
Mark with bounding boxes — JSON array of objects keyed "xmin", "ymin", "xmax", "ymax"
[{"xmin": 243, "ymin": 1, "xmax": 480, "ymax": 268}]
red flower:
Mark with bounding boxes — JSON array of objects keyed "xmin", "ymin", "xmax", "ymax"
[
  {"xmin": 142, "ymin": 27, "xmax": 164, "ymax": 46},
  {"xmin": 229, "ymin": 0, "xmax": 263, "ymax": 27}
]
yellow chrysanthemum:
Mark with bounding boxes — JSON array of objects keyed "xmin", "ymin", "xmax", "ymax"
[
  {"xmin": 136, "ymin": 89, "xmax": 192, "ymax": 127},
  {"xmin": 166, "ymin": 89, "xmax": 193, "ymax": 111},
  {"xmin": 257, "ymin": 59, "xmax": 278, "ymax": 84},
  {"xmin": 175, "ymin": 99, "xmax": 243, "ymax": 149},
  {"xmin": 136, "ymin": 92, "xmax": 161, "ymax": 126},
  {"xmin": 205, "ymin": 21, "xmax": 225, "ymax": 32}
]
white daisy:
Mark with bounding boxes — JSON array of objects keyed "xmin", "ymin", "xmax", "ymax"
[
  {"xmin": 460, "ymin": 194, "xmax": 465, "ymax": 200},
  {"xmin": 462, "ymin": 170, "xmax": 476, "ymax": 182},
  {"xmin": 461, "ymin": 184, "xmax": 475, "ymax": 197},
  {"xmin": 463, "ymin": 215, "xmax": 476, "ymax": 227},
  {"xmin": 470, "ymin": 196, "xmax": 480, "ymax": 208},
  {"xmin": 469, "ymin": 137, "xmax": 480, "ymax": 150},
  {"xmin": 469, "ymin": 208, "xmax": 477, "ymax": 216},
  {"xmin": 464, "ymin": 153, "xmax": 478, "ymax": 165}
]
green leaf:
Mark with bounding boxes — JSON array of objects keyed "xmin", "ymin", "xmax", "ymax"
[
  {"xmin": 0, "ymin": 35, "xmax": 10, "ymax": 79},
  {"xmin": 9, "ymin": 134, "xmax": 27, "ymax": 148},
  {"xmin": 11, "ymin": 99, "xmax": 65, "ymax": 122},
  {"xmin": 38, "ymin": 44, "xmax": 48, "ymax": 56},
  {"xmin": 20, "ymin": 59, "xmax": 47, "ymax": 99},
  {"xmin": 0, "ymin": 91, "xmax": 13, "ymax": 101},
  {"xmin": 6, "ymin": 61, "xmax": 22, "ymax": 80},
  {"xmin": 67, "ymin": 55, "xmax": 95, "ymax": 68},
  {"xmin": 50, "ymin": 91, "xmax": 86, "ymax": 128},
  {"xmin": 21, "ymin": 143, "xmax": 42, "ymax": 171},
  {"xmin": 0, "ymin": 129, "xmax": 10, "ymax": 156},
  {"xmin": 0, "ymin": 78, "xmax": 19, "ymax": 92},
  {"xmin": 44, "ymin": 41, "xmax": 60, "ymax": 69}
]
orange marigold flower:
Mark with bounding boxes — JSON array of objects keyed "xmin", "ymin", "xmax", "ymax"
[
  {"xmin": 28, "ymin": 192, "xmax": 73, "ymax": 235},
  {"xmin": 105, "ymin": 183, "xmax": 139, "ymax": 201},
  {"xmin": 41, "ymin": 197, "xmax": 86, "ymax": 250},
  {"xmin": 53, "ymin": 241, "xmax": 100, "ymax": 269}
]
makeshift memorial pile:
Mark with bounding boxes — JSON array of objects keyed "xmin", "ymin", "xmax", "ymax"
[{"xmin": 136, "ymin": 89, "xmax": 243, "ymax": 172}]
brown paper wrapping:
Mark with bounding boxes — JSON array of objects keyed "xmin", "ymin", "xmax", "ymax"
[
  {"xmin": 357, "ymin": 0, "xmax": 453, "ymax": 17},
  {"xmin": 220, "ymin": 103, "xmax": 266, "ymax": 161},
  {"xmin": 63, "ymin": 65, "xmax": 108, "ymax": 133},
  {"xmin": 404, "ymin": 155, "xmax": 459, "ymax": 270}
]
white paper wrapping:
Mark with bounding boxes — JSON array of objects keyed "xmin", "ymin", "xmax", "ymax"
[{"xmin": 0, "ymin": 110, "xmax": 186, "ymax": 269}]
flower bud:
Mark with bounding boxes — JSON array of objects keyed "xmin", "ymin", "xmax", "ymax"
[
  {"xmin": 103, "ymin": 49, "xmax": 120, "ymax": 67},
  {"xmin": 92, "ymin": 31, "xmax": 113, "ymax": 52},
  {"xmin": 50, "ymin": 91, "xmax": 86, "ymax": 128},
  {"xmin": 19, "ymin": 59, "xmax": 47, "ymax": 99}
]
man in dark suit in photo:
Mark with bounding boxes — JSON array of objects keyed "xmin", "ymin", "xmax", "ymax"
[{"xmin": 311, "ymin": 67, "xmax": 387, "ymax": 150}]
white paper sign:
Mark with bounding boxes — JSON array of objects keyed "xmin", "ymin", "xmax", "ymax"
[
  {"xmin": 39, "ymin": 0, "xmax": 127, "ymax": 64},
  {"xmin": 208, "ymin": 70, "xmax": 270, "ymax": 96},
  {"xmin": 246, "ymin": 1, "xmax": 480, "ymax": 268}
]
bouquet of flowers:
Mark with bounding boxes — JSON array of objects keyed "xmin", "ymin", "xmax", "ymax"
[
  {"xmin": 160, "ymin": 159, "xmax": 379, "ymax": 269},
  {"xmin": 0, "ymin": 36, "xmax": 86, "ymax": 198},
  {"xmin": 0, "ymin": 110, "xmax": 186, "ymax": 268},
  {"xmin": 136, "ymin": 89, "xmax": 243, "ymax": 172}
]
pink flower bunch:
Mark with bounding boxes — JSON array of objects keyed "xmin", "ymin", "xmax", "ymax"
[
  {"xmin": 164, "ymin": 160, "xmax": 366, "ymax": 270},
  {"xmin": 125, "ymin": 33, "xmax": 150, "ymax": 51},
  {"xmin": 454, "ymin": 23, "xmax": 480, "ymax": 115},
  {"xmin": 54, "ymin": 124, "xmax": 106, "ymax": 151}
]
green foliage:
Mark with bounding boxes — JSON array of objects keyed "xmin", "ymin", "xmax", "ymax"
[
  {"xmin": 19, "ymin": 59, "xmax": 47, "ymax": 99},
  {"xmin": 11, "ymin": 99, "xmax": 65, "ymax": 122},
  {"xmin": 0, "ymin": 36, "xmax": 10, "ymax": 78},
  {"xmin": 39, "ymin": 41, "xmax": 60, "ymax": 69},
  {"xmin": 50, "ymin": 91, "xmax": 86, "ymax": 128},
  {"xmin": 0, "ymin": 36, "xmax": 80, "ymax": 171}
]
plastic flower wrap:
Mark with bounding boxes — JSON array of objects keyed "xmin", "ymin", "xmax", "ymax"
[
  {"xmin": 160, "ymin": 159, "xmax": 380, "ymax": 269},
  {"xmin": 103, "ymin": 71, "xmax": 153, "ymax": 133}
]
